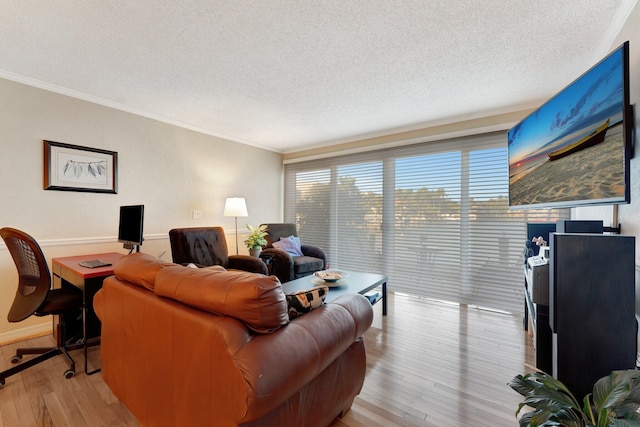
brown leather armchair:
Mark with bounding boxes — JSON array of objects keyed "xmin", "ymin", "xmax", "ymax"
[
  {"xmin": 260, "ymin": 223, "xmax": 327, "ymax": 283},
  {"xmin": 169, "ymin": 227, "xmax": 268, "ymax": 275}
]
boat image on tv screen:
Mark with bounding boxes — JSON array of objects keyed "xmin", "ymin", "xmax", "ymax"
[{"xmin": 508, "ymin": 42, "xmax": 630, "ymax": 209}]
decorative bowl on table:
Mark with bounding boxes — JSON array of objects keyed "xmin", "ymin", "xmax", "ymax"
[{"xmin": 314, "ymin": 270, "xmax": 348, "ymax": 283}]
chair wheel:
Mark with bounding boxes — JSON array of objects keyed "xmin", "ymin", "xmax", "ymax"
[
  {"xmin": 63, "ymin": 370, "xmax": 75, "ymax": 379},
  {"xmin": 10, "ymin": 355, "xmax": 22, "ymax": 364}
]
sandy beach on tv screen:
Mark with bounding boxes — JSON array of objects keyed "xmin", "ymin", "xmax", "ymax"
[{"xmin": 510, "ymin": 124, "xmax": 625, "ymax": 207}]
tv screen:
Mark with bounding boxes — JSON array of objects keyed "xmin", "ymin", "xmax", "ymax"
[
  {"xmin": 118, "ymin": 205, "xmax": 144, "ymax": 246},
  {"xmin": 508, "ymin": 41, "xmax": 631, "ymax": 209}
]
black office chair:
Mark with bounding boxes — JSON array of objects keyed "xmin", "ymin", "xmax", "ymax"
[{"xmin": 0, "ymin": 227, "xmax": 83, "ymax": 388}]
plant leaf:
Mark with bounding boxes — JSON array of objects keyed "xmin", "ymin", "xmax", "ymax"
[
  {"xmin": 510, "ymin": 373, "xmax": 586, "ymax": 426},
  {"xmin": 597, "ymin": 406, "xmax": 612, "ymax": 427},
  {"xmin": 593, "ymin": 370, "xmax": 640, "ymax": 414},
  {"xmin": 510, "ymin": 374, "xmax": 536, "ymax": 397},
  {"xmin": 511, "ymin": 370, "xmax": 640, "ymax": 427},
  {"xmin": 510, "ymin": 373, "xmax": 582, "ymax": 409}
]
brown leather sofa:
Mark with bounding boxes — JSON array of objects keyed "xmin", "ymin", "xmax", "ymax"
[{"xmin": 94, "ymin": 253, "xmax": 374, "ymax": 427}]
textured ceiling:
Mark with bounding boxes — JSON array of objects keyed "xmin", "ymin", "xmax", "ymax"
[{"xmin": 0, "ymin": 1, "xmax": 634, "ymax": 153}]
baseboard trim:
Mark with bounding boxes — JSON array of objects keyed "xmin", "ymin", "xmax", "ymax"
[{"xmin": 0, "ymin": 323, "xmax": 51, "ymax": 346}]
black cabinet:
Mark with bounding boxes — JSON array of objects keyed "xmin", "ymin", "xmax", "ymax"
[{"xmin": 549, "ymin": 233, "xmax": 636, "ymax": 399}]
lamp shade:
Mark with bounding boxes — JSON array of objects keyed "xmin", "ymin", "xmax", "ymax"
[{"xmin": 223, "ymin": 197, "xmax": 248, "ymax": 217}]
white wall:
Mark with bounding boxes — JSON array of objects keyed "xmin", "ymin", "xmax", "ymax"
[{"xmin": 0, "ymin": 78, "xmax": 284, "ymax": 342}]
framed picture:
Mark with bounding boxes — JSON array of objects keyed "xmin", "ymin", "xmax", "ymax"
[{"xmin": 44, "ymin": 140, "xmax": 118, "ymax": 193}]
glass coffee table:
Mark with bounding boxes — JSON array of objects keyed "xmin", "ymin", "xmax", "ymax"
[{"xmin": 281, "ymin": 270, "xmax": 387, "ymax": 315}]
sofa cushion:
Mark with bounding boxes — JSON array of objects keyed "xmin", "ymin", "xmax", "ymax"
[
  {"xmin": 155, "ymin": 265, "xmax": 289, "ymax": 334},
  {"xmin": 293, "ymin": 256, "xmax": 324, "ymax": 274},
  {"xmin": 285, "ymin": 285, "xmax": 328, "ymax": 319},
  {"xmin": 113, "ymin": 252, "xmax": 174, "ymax": 291}
]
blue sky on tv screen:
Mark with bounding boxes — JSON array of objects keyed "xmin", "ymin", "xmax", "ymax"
[{"xmin": 508, "ymin": 46, "xmax": 624, "ymax": 165}]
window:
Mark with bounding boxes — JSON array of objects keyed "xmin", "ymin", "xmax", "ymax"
[{"xmin": 285, "ymin": 132, "xmax": 568, "ymax": 314}]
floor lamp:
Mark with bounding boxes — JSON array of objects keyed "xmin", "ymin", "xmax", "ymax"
[{"xmin": 223, "ymin": 197, "xmax": 248, "ymax": 255}]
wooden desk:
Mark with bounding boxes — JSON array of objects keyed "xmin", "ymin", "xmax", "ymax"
[{"xmin": 52, "ymin": 252, "xmax": 123, "ymax": 375}]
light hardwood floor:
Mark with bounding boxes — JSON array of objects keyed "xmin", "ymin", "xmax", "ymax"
[{"xmin": 0, "ymin": 292, "xmax": 534, "ymax": 426}]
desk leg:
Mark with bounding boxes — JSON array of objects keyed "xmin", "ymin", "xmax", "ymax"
[
  {"xmin": 73, "ymin": 280, "xmax": 102, "ymax": 376},
  {"xmin": 382, "ymin": 281, "xmax": 387, "ymax": 316},
  {"xmin": 83, "ymin": 292, "xmax": 101, "ymax": 376},
  {"xmin": 83, "ymin": 307, "xmax": 100, "ymax": 375},
  {"xmin": 83, "ymin": 302, "xmax": 89, "ymax": 374}
]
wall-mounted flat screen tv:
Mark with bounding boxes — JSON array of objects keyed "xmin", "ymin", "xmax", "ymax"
[{"xmin": 508, "ymin": 41, "xmax": 632, "ymax": 209}]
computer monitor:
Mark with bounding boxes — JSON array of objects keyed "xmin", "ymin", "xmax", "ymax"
[{"xmin": 118, "ymin": 205, "xmax": 144, "ymax": 252}]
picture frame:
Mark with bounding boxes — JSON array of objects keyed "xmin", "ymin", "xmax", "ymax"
[{"xmin": 44, "ymin": 140, "xmax": 118, "ymax": 194}]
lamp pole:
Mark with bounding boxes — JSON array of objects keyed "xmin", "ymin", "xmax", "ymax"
[{"xmin": 234, "ymin": 215, "xmax": 239, "ymax": 255}]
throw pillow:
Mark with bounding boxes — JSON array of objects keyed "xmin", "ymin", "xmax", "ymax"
[
  {"xmin": 285, "ymin": 285, "xmax": 329, "ymax": 319},
  {"xmin": 273, "ymin": 235, "xmax": 303, "ymax": 256},
  {"xmin": 185, "ymin": 264, "xmax": 226, "ymax": 272}
]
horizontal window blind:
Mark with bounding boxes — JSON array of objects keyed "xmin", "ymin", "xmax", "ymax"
[{"xmin": 285, "ymin": 131, "xmax": 569, "ymax": 314}]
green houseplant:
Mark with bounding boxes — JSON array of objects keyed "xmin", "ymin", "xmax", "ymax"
[
  {"xmin": 508, "ymin": 370, "xmax": 640, "ymax": 427},
  {"xmin": 244, "ymin": 224, "xmax": 268, "ymax": 257}
]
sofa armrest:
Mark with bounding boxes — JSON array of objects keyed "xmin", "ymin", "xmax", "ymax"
[
  {"xmin": 228, "ymin": 255, "xmax": 268, "ymax": 275},
  {"xmin": 301, "ymin": 244, "xmax": 327, "ymax": 268},
  {"xmin": 260, "ymin": 247, "xmax": 294, "ymax": 283},
  {"xmin": 94, "ymin": 276, "xmax": 256, "ymax": 426},
  {"xmin": 232, "ymin": 293, "xmax": 374, "ymax": 422}
]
